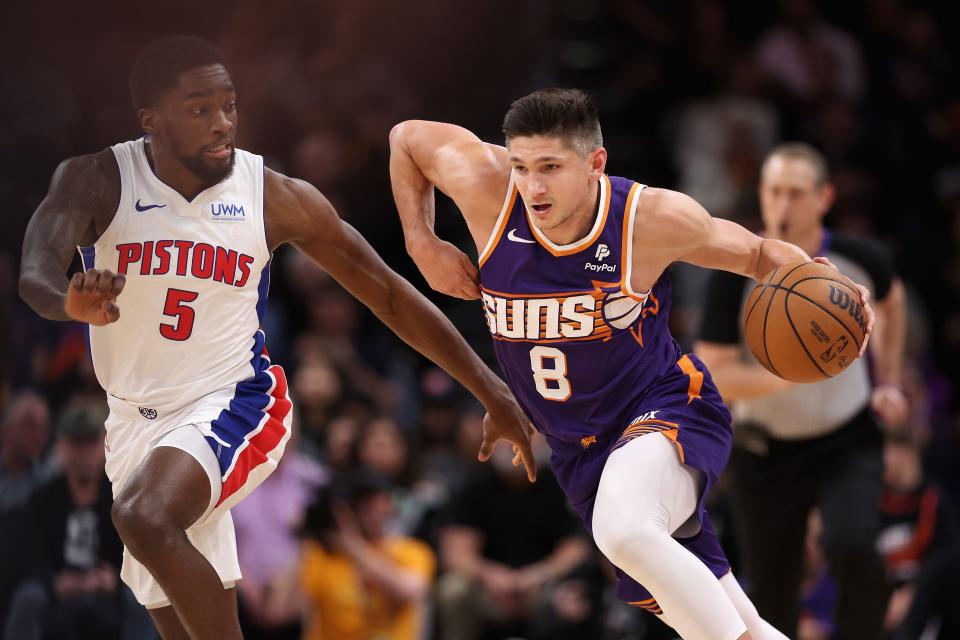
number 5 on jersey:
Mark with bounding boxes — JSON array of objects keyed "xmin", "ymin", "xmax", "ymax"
[
  {"xmin": 160, "ymin": 288, "xmax": 198, "ymax": 341},
  {"xmin": 530, "ymin": 346, "xmax": 571, "ymax": 401}
]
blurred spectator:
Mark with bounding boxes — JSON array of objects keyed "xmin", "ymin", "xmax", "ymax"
[
  {"xmin": 3, "ymin": 404, "xmax": 155, "ymax": 640},
  {"xmin": 435, "ymin": 438, "xmax": 595, "ymax": 640},
  {"xmin": 877, "ymin": 429, "xmax": 960, "ymax": 633},
  {"xmin": 755, "ymin": 0, "xmax": 865, "ymax": 104},
  {"xmin": 321, "ymin": 414, "xmax": 361, "ymax": 473},
  {"xmin": 0, "ymin": 390, "xmax": 52, "ymax": 512},
  {"xmin": 354, "ymin": 415, "xmax": 426, "ymax": 535},
  {"xmin": 233, "ymin": 432, "xmax": 328, "ymax": 640},
  {"xmin": 300, "ymin": 470, "xmax": 435, "ymax": 640}
]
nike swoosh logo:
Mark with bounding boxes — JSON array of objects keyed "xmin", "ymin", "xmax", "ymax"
[
  {"xmin": 507, "ymin": 228, "xmax": 535, "ymax": 244},
  {"xmin": 135, "ymin": 199, "xmax": 167, "ymax": 212}
]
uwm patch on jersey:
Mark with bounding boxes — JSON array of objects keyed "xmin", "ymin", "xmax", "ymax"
[{"xmin": 481, "ymin": 281, "xmax": 659, "ymax": 345}]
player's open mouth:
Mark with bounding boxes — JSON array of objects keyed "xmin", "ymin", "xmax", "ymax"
[
  {"xmin": 205, "ymin": 142, "xmax": 233, "ymax": 159},
  {"xmin": 531, "ymin": 203, "xmax": 552, "ymax": 215}
]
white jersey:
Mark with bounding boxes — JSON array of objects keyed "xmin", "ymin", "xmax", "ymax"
[{"xmin": 80, "ymin": 137, "xmax": 272, "ymax": 411}]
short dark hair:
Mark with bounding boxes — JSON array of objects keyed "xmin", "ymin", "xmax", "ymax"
[
  {"xmin": 129, "ymin": 35, "xmax": 226, "ymax": 111},
  {"xmin": 502, "ymin": 88, "xmax": 603, "ymax": 155}
]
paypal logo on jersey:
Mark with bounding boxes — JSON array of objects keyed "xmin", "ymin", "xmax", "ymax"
[{"xmin": 209, "ymin": 202, "xmax": 246, "ymax": 221}]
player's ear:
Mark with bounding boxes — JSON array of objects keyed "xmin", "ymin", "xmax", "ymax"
[
  {"xmin": 139, "ymin": 108, "xmax": 157, "ymax": 135},
  {"xmin": 589, "ymin": 147, "xmax": 607, "ymax": 178},
  {"xmin": 817, "ymin": 182, "xmax": 836, "ymax": 218}
]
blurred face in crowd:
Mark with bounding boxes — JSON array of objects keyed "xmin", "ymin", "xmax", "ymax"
[
  {"xmin": 58, "ymin": 433, "xmax": 106, "ymax": 485},
  {"xmin": 355, "ymin": 491, "xmax": 394, "ymax": 540},
  {"xmin": 1, "ymin": 394, "xmax": 50, "ymax": 464},
  {"xmin": 141, "ymin": 64, "xmax": 238, "ymax": 186},
  {"xmin": 508, "ymin": 135, "xmax": 607, "ymax": 241},
  {"xmin": 759, "ymin": 154, "xmax": 835, "ymax": 249},
  {"xmin": 359, "ymin": 417, "xmax": 408, "ymax": 479}
]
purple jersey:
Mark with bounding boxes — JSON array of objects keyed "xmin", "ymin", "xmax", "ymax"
[
  {"xmin": 478, "ymin": 173, "xmax": 734, "ymax": 606},
  {"xmin": 479, "ymin": 174, "xmax": 680, "ymax": 449}
]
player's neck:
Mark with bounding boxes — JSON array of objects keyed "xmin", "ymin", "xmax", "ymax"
[
  {"xmin": 540, "ymin": 180, "xmax": 601, "ymax": 246},
  {"xmin": 144, "ymin": 140, "xmax": 214, "ymax": 202}
]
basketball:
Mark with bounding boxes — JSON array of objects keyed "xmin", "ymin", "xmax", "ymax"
[{"xmin": 743, "ymin": 261, "xmax": 867, "ymax": 383}]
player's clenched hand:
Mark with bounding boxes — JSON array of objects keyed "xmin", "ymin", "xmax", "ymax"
[
  {"xmin": 64, "ymin": 269, "xmax": 125, "ymax": 325},
  {"xmin": 479, "ymin": 399, "xmax": 537, "ymax": 482},
  {"xmin": 813, "ymin": 256, "xmax": 874, "ymax": 355},
  {"xmin": 410, "ymin": 237, "xmax": 480, "ymax": 300}
]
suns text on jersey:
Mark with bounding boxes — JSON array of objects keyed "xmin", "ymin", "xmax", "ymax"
[
  {"xmin": 481, "ymin": 290, "xmax": 612, "ymax": 343},
  {"xmin": 115, "ymin": 240, "xmax": 256, "ymax": 287}
]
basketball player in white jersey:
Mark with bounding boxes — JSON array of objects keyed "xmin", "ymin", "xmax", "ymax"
[{"xmin": 18, "ymin": 36, "xmax": 535, "ymax": 640}]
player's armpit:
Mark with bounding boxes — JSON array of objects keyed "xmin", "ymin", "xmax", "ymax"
[{"xmin": 19, "ymin": 150, "xmax": 120, "ymax": 321}]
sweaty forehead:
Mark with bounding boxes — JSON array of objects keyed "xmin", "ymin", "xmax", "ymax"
[{"xmin": 172, "ymin": 64, "xmax": 234, "ymax": 100}]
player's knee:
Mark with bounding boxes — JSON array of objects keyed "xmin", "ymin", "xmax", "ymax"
[
  {"xmin": 593, "ymin": 518, "xmax": 665, "ymax": 570},
  {"xmin": 112, "ymin": 493, "xmax": 180, "ymax": 557}
]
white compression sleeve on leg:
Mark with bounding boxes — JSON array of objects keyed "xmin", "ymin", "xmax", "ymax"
[
  {"xmin": 592, "ymin": 433, "xmax": 747, "ymax": 640},
  {"xmin": 719, "ymin": 572, "xmax": 789, "ymax": 640}
]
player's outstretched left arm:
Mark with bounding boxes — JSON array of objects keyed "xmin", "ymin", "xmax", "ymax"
[
  {"xmin": 264, "ymin": 169, "xmax": 536, "ymax": 481},
  {"xmin": 631, "ymin": 188, "xmax": 874, "ymax": 352}
]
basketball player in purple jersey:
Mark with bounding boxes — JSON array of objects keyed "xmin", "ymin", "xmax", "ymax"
[
  {"xmin": 389, "ymin": 89, "xmax": 875, "ymax": 640},
  {"xmin": 18, "ymin": 36, "xmax": 535, "ymax": 640}
]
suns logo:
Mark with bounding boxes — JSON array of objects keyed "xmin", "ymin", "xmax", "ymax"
[{"xmin": 481, "ymin": 282, "xmax": 658, "ymax": 344}]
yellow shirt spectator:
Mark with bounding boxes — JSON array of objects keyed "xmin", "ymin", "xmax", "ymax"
[{"xmin": 301, "ymin": 537, "xmax": 436, "ymax": 640}]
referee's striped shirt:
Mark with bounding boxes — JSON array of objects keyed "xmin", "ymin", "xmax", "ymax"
[{"xmin": 698, "ymin": 230, "xmax": 896, "ymax": 440}]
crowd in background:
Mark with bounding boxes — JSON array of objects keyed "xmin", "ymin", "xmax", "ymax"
[{"xmin": 2, "ymin": 0, "xmax": 960, "ymax": 638}]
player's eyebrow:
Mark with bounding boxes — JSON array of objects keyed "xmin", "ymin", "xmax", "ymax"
[{"xmin": 509, "ymin": 154, "xmax": 564, "ymax": 163}]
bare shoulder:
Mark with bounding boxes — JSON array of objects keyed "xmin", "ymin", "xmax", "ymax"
[
  {"xmin": 634, "ymin": 187, "xmax": 710, "ymax": 241},
  {"xmin": 392, "ymin": 119, "xmax": 511, "ymax": 216},
  {"xmin": 263, "ymin": 167, "xmax": 338, "ymax": 250},
  {"xmin": 48, "ymin": 150, "xmax": 120, "ymax": 222},
  {"xmin": 434, "ymin": 138, "xmax": 511, "ymax": 217}
]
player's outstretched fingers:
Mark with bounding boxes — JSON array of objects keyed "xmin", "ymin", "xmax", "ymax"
[
  {"xmin": 516, "ymin": 438, "xmax": 536, "ymax": 483},
  {"xmin": 477, "ymin": 436, "xmax": 496, "ymax": 462}
]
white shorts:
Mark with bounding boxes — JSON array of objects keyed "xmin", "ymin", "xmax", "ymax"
[{"xmin": 104, "ymin": 363, "xmax": 293, "ymax": 609}]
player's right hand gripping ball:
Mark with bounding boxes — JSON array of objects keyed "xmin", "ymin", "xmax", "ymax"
[{"xmin": 743, "ymin": 261, "xmax": 867, "ymax": 383}]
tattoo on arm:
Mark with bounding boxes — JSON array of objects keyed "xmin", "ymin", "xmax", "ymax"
[{"xmin": 19, "ymin": 151, "xmax": 119, "ymax": 320}]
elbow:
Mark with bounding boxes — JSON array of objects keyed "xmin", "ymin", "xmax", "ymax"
[
  {"xmin": 389, "ymin": 121, "xmax": 414, "ymax": 151},
  {"xmin": 18, "ymin": 273, "xmax": 39, "ymax": 311}
]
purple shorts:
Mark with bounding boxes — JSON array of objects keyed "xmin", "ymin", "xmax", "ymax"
[{"xmin": 547, "ymin": 354, "xmax": 733, "ymax": 606}]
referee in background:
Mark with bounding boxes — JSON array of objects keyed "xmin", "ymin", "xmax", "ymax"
[{"xmin": 695, "ymin": 143, "xmax": 909, "ymax": 640}]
